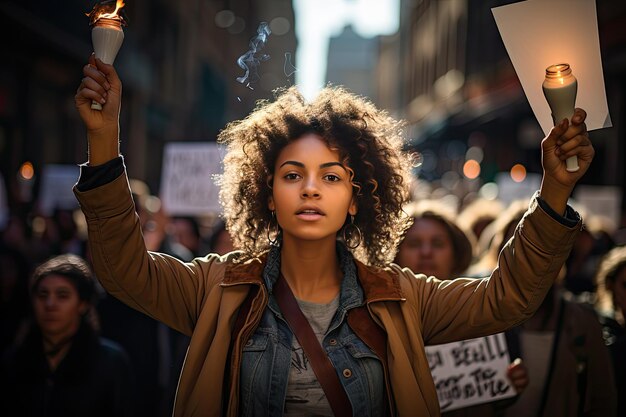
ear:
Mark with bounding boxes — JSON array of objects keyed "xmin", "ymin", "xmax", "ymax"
[
  {"xmin": 268, "ymin": 196, "xmax": 275, "ymax": 211},
  {"xmin": 78, "ymin": 301, "xmax": 89, "ymax": 316},
  {"xmin": 348, "ymin": 197, "xmax": 357, "ymax": 216}
]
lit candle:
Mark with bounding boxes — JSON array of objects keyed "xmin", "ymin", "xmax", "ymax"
[
  {"xmin": 88, "ymin": 0, "xmax": 127, "ymax": 111},
  {"xmin": 542, "ymin": 63, "xmax": 579, "ymax": 172}
]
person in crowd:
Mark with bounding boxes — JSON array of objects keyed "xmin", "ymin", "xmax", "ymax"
[
  {"xmin": 394, "ymin": 200, "xmax": 528, "ymax": 416},
  {"xmin": 502, "ymin": 268, "xmax": 616, "ymax": 417},
  {"xmin": 74, "ymin": 53, "xmax": 593, "ymax": 416},
  {"xmin": 394, "ymin": 200, "xmax": 475, "ymax": 280},
  {"xmin": 172, "ymin": 216, "xmax": 204, "ymax": 257},
  {"xmin": 0, "ymin": 244, "xmax": 31, "ymax": 357},
  {"xmin": 594, "ymin": 245, "xmax": 626, "ymax": 416},
  {"xmin": 564, "ymin": 213, "xmax": 616, "ymax": 297},
  {"xmin": 467, "ymin": 200, "xmax": 529, "ymax": 277},
  {"xmin": 208, "ymin": 219, "xmax": 235, "ymax": 255},
  {"xmin": 457, "ymin": 197, "xmax": 503, "ymax": 246},
  {"xmin": 0, "ymin": 254, "xmax": 134, "ymax": 417}
]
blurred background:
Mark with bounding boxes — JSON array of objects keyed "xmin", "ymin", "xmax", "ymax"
[{"xmin": 0, "ymin": 0, "xmax": 625, "ymax": 232}]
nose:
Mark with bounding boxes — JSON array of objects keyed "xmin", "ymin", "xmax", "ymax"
[
  {"xmin": 301, "ymin": 177, "xmax": 320, "ymax": 199},
  {"xmin": 44, "ymin": 295, "xmax": 57, "ymax": 310},
  {"xmin": 418, "ymin": 243, "xmax": 433, "ymax": 257}
]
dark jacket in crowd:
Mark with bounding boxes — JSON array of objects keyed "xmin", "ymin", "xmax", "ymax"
[{"xmin": 0, "ymin": 321, "xmax": 135, "ymax": 417}]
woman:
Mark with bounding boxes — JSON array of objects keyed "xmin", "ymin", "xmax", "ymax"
[
  {"xmin": 394, "ymin": 200, "xmax": 475, "ymax": 280},
  {"xmin": 73, "ymin": 54, "xmax": 593, "ymax": 417},
  {"xmin": 0, "ymin": 254, "xmax": 134, "ymax": 417}
]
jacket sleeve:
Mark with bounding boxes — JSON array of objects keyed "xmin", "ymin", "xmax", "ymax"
[
  {"xmin": 411, "ymin": 193, "xmax": 582, "ymax": 345},
  {"xmin": 74, "ymin": 169, "xmax": 227, "ymax": 337}
]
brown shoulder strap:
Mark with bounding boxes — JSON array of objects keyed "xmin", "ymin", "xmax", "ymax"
[{"xmin": 274, "ymin": 273, "xmax": 353, "ymax": 417}]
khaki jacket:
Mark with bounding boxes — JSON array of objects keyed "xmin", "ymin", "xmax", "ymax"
[{"xmin": 74, "ymin": 172, "xmax": 582, "ymax": 417}]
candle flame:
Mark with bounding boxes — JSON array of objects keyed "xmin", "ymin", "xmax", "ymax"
[
  {"xmin": 98, "ymin": 0, "xmax": 125, "ymax": 20},
  {"xmin": 88, "ymin": 0, "xmax": 128, "ymax": 27}
]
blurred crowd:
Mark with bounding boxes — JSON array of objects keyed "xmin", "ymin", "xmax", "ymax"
[{"xmin": 0, "ymin": 176, "xmax": 624, "ymax": 416}]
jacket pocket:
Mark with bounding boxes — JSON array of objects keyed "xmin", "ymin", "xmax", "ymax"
[{"xmin": 240, "ymin": 333, "xmax": 272, "ymax": 411}]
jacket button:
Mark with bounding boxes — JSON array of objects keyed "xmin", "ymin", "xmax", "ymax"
[
  {"xmin": 342, "ymin": 368, "xmax": 352, "ymax": 378},
  {"xmin": 245, "ymin": 339, "xmax": 253, "ymax": 347},
  {"xmin": 329, "ymin": 339, "xmax": 337, "ymax": 346}
]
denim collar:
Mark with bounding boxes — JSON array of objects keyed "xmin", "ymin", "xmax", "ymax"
[{"xmin": 262, "ymin": 243, "xmax": 364, "ymax": 315}]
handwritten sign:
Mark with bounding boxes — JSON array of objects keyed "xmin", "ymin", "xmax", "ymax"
[
  {"xmin": 426, "ymin": 333, "xmax": 516, "ymax": 411},
  {"xmin": 159, "ymin": 142, "xmax": 225, "ymax": 215}
]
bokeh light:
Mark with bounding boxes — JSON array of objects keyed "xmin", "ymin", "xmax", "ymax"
[
  {"xmin": 510, "ymin": 164, "xmax": 527, "ymax": 183},
  {"xmin": 269, "ymin": 17, "xmax": 291, "ymax": 35},
  {"xmin": 463, "ymin": 159, "xmax": 481, "ymax": 179},
  {"xmin": 214, "ymin": 10, "xmax": 235, "ymax": 28},
  {"xmin": 441, "ymin": 171, "xmax": 460, "ymax": 190},
  {"xmin": 19, "ymin": 162, "xmax": 34, "ymax": 180},
  {"xmin": 479, "ymin": 182, "xmax": 499, "ymax": 200},
  {"xmin": 465, "ymin": 146, "xmax": 484, "ymax": 163}
]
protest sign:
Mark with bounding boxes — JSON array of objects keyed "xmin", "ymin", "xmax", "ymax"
[
  {"xmin": 160, "ymin": 142, "xmax": 225, "ymax": 215},
  {"xmin": 38, "ymin": 165, "xmax": 80, "ymax": 216},
  {"xmin": 426, "ymin": 333, "xmax": 516, "ymax": 411}
]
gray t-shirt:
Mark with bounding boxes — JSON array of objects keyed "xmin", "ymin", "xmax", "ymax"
[{"xmin": 283, "ymin": 295, "xmax": 339, "ymax": 417}]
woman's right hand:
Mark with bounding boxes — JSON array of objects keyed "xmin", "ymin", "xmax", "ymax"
[{"xmin": 74, "ymin": 53, "xmax": 122, "ymax": 164}]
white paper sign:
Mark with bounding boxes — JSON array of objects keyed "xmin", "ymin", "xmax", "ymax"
[
  {"xmin": 39, "ymin": 165, "xmax": 80, "ymax": 215},
  {"xmin": 492, "ymin": 0, "xmax": 611, "ymax": 135},
  {"xmin": 159, "ymin": 142, "xmax": 225, "ymax": 215},
  {"xmin": 426, "ymin": 333, "xmax": 516, "ymax": 412}
]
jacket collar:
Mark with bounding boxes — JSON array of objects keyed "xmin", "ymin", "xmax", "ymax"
[{"xmin": 222, "ymin": 246, "xmax": 405, "ymax": 304}]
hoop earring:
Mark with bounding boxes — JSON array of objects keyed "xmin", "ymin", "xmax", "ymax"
[
  {"xmin": 342, "ymin": 215, "xmax": 362, "ymax": 249},
  {"xmin": 267, "ymin": 211, "xmax": 280, "ymax": 246}
]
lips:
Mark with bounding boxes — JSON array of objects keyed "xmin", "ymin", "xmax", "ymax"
[
  {"xmin": 295, "ymin": 206, "xmax": 325, "ymax": 221},
  {"xmin": 295, "ymin": 207, "xmax": 325, "ymax": 215}
]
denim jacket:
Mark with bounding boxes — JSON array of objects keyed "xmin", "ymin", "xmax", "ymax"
[{"xmin": 239, "ymin": 244, "xmax": 385, "ymax": 417}]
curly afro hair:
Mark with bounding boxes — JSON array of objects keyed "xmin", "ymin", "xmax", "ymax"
[{"xmin": 218, "ymin": 86, "xmax": 413, "ymax": 266}]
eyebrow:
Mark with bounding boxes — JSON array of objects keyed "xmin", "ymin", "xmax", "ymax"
[{"xmin": 279, "ymin": 160, "xmax": 346, "ymax": 171}]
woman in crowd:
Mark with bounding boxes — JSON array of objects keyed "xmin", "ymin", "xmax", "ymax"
[
  {"xmin": 73, "ymin": 53, "xmax": 592, "ymax": 416},
  {"xmin": 0, "ymin": 254, "xmax": 134, "ymax": 417}
]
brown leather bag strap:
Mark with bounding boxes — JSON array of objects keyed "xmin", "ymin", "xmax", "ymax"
[{"xmin": 274, "ymin": 274, "xmax": 353, "ymax": 417}]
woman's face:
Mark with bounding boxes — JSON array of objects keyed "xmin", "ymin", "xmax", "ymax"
[
  {"xmin": 611, "ymin": 267, "xmax": 626, "ymax": 318},
  {"xmin": 33, "ymin": 274, "xmax": 86, "ymax": 339},
  {"xmin": 395, "ymin": 217, "xmax": 455, "ymax": 280},
  {"xmin": 268, "ymin": 133, "xmax": 357, "ymax": 246}
]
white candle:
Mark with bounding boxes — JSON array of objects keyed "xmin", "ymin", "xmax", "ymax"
[{"xmin": 542, "ymin": 63, "xmax": 579, "ymax": 172}]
